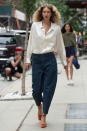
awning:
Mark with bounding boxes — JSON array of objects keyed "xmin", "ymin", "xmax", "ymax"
[{"xmin": 0, "ymin": 5, "xmax": 12, "ymax": 15}]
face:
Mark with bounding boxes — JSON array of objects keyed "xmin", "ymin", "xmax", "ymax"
[
  {"xmin": 42, "ymin": 7, "xmax": 52, "ymax": 21},
  {"xmin": 65, "ymin": 24, "xmax": 71, "ymax": 32},
  {"xmin": 16, "ymin": 53, "xmax": 22, "ymax": 60}
]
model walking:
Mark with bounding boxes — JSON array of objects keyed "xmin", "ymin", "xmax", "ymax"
[{"xmin": 26, "ymin": 4, "xmax": 67, "ymax": 128}]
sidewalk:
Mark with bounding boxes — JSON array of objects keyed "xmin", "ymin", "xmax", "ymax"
[
  {"xmin": 20, "ymin": 55, "xmax": 87, "ymax": 131},
  {"xmin": 0, "ymin": 69, "xmax": 34, "ymax": 131},
  {"xmin": 0, "ymin": 69, "xmax": 32, "ymax": 99},
  {"xmin": 0, "ymin": 55, "xmax": 87, "ymax": 131}
]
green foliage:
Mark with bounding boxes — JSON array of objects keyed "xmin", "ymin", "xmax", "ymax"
[
  {"xmin": 84, "ymin": 28, "xmax": 87, "ymax": 40},
  {"xmin": 65, "ymin": 7, "xmax": 83, "ymax": 31},
  {"xmin": 71, "ymin": 19, "xmax": 81, "ymax": 31},
  {"xmin": 11, "ymin": 0, "xmax": 83, "ymax": 31},
  {"xmin": 46, "ymin": 0, "xmax": 67, "ymax": 17},
  {"xmin": 44, "ymin": 0, "xmax": 83, "ymax": 31},
  {"xmin": 22, "ymin": 0, "xmax": 36, "ymax": 15}
]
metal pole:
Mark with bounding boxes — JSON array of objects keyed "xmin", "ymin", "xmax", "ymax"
[{"xmin": 8, "ymin": 16, "xmax": 10, "ymax": 31}]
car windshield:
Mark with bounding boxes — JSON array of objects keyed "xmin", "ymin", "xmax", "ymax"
[{"xmin": 0, "ymin": 36, "xmax": 16, "ymax": 44}]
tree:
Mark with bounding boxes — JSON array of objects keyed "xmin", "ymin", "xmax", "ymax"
[
  {"xmin": 46, "ymin": 0, "xmax": 67, "ymax": 17},
  {"xmin": 63, "ymin": 7, "xmax": 83, "ymax": 31},
  {"xmin": 84, "ymin": 27, "xmax": 87, "ymax": 40},
  {"xmin": 21, "ymin": 0, "xmax": 36, "ymax": 95},
  {"xmin": 38, "ymin": 0, "xmax": 84, "ymax": 31},
  {"xmin": 7, "ymin": 0, "xmax": 84, "ymax": 31},
  {"xmin": 16, "ymin": 0, "xmax": 83, "ymax": 95},
  {"xmin": 43, "ymin": 0, "xmax": 83, "ymax": 30}
]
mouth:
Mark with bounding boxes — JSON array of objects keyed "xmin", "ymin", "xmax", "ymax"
[{"xmin": 45, "ymin": 16, "xmax": 48, "ymax": 18}]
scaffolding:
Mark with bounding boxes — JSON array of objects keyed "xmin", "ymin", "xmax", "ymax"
[{"xmin": 0, "ymin": 5, "xmax": 26, "ymax": 30}]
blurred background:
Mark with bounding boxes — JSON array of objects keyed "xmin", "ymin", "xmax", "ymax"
[{"xmin": 0, "ymin": 0, "xmax": 87, "ymax": 70}]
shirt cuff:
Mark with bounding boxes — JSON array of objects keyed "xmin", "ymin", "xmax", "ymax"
[{"xmin": 26, "ymin": 58, "xmax": 31, "ymax": 63}]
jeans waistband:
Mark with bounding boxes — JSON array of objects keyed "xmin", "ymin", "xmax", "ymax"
[{"xmin": 32, "ymin": 52, "xmax": 54, "ymax": 57}]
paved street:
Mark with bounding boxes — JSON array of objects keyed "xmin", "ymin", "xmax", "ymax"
[
  {"xmin": 0, "ymin": 70, "xmax": 32, "ymax": 97},
  {"xmin": 0, "ymin": 55, "xmax": 87, "ymax": 131}
]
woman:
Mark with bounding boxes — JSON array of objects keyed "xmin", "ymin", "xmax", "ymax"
[
  {"xmin": 61, "ymin": 23, "xmax": 76, "ymax": 85},
  {"xmin": 26, "ymin": 4, "xmax": 67, "ymax": 128}
]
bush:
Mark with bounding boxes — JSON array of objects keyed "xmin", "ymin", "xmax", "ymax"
[{"xmin": 84, "ymin": 28, "xmax": 87, "ymax": 40}]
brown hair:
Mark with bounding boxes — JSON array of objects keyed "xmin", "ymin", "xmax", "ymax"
[{"xmin": 33, "ymin": 4, "xmax": 61, "ymax": 25}]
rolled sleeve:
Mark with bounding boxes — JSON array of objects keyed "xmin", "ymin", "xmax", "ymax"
[
  {"xmin": 56, "ymin": 26, "xmax": 67, "ymax": 66},
  {"xmin": 26, "ymin": 24, "xmax": 33, "ymax": 63}
]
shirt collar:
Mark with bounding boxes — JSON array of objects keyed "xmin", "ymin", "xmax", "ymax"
[{"xmin": 39, "ymin": 21, "xmax": 55, "ymax": 31}]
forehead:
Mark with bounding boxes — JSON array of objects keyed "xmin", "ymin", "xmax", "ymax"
[
  {"xmin": 65, "ymin": 24, "xmax": 70, "ymax": 27},
  {"xmin": 16, "ymin": 53, "xmax": 22, "ymax": 56},
  {"xmin": 42, "ymin": 7, "xmax": 51, "ymax": 12}
]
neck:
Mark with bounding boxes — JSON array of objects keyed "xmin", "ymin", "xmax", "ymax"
[
  {"xmin": 42, "ymin": 20, "xmax": 51, "ymax": 25},
  {"xmin": 66, "ymin": 31, "xmax": 70, "ymax": 34}
]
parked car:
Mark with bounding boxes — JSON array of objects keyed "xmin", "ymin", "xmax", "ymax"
[{"xmin": 0, "ymin": 31, "xmax": 25, "ymax": 72}]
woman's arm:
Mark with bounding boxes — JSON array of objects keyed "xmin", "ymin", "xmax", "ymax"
[
  {"xmin": 11, "ymin": 56, "xmax": 22, "ymax": 67},
  {"xmin": 56, "ymin": 26, "xmax": 67, "ymax": 66},
  {"xmin": 26, "ymin": 23, "xmax": 34, "ymax": 64},
  {"xmin": 72, "ymin": 33, "xmax": 77, "ymax": 56},
  {"xmin": 72, "ymin": 33, "xmax": 77, "ymax": 47}
]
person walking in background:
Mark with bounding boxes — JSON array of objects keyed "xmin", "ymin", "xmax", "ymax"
[
  {"xmin": 76, "ymin": 32, "xmax": 84, "ymax": 56},
  {"xmin": 26, "ymin": 4, "xmax": 67, "ymax": 128},
  {"xmin": 61, "ymin": 23, "xmax": 77, "ymax": 85},
  {"xmin": 77, "ymin": 32, "xmax": 84, "ymax": 49}
]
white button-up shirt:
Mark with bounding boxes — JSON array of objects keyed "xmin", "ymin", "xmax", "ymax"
[{"xmin": 26, "ymin": 21, "xmax": 66, "ymax": 66}]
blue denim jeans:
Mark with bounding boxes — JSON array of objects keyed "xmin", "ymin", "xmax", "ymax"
[{"xmin": 32, "ymin": 52, "xmax": 57, "ymax": 114}]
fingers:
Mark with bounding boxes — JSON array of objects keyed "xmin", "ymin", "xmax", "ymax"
[
  {"xmin": 26, "ymin": 63, "xmax": 31, "ymax": 70},
  {"xmin": 64, "ymin": 65, "xmax": 68, "ymax": 70},
  {"xmin": 18, "ymin": 55, "xmax": 22, "ymax": 61}
]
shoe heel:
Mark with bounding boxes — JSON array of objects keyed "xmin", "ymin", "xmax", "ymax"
[
  {"xmin": 40, "ymin": 123, "xmax": 47, "ymax": 128},
  {"xmin": 40, "ymin": 114, "xmax": 47, "ymax": 128}
]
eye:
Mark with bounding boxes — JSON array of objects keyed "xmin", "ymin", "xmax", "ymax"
[{"xmin": 43, "ymin": 11, "xmax": 51, "ymax": 14}]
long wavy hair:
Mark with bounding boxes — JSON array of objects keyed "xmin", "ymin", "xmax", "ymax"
[
  {"xmin": 33, "ymin": 4, "xmax": 61, "ymax": 25},
  {"xmin": 61, "ymin": 23, "xmax": 73, "ymax": 33}
]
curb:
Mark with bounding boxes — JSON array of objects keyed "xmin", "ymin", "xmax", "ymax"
[{"xmin": 0, "ymin": 91, "xmax": 33, "ymax": 101}]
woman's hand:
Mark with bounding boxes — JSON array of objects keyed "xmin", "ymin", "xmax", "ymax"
[
  {"xmin": 55, "ymin": 52, "xmax": 58, "ymax": 56},
  {"xmin": 26, "ymin": 63, "xmax": 31, "ymax": 70},
  {"xmin": 64, "ymin": 65, "xmax": 68, "ymax": 70}
]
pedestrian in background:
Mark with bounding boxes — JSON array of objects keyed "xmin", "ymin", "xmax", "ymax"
[
  {"xmin": 61, "ymin": 23, "xmax": 77, "ymax": 85},
  {"xmin": 26, "ymin": 4, "xmax": 67, "ymax": 128},
  {"xmin": 77, "ymin": 32, "xmax": 84, "ymax": 48},
  {"xmin": 1, "ymin": 48, "xmax": 23, "ymax": 81}
]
